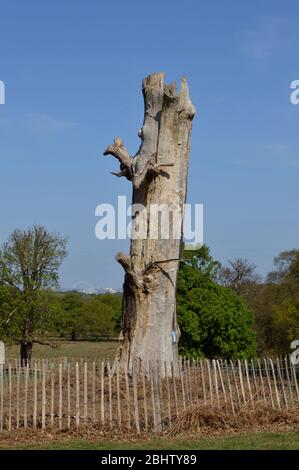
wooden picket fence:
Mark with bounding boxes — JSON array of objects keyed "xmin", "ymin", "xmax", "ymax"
[{"xmin": 0, "ymin": 356, "xmax": 298, "ymax": 433}]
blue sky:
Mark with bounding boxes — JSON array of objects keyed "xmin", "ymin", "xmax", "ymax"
[{"xmin": 0, "ymin": 0, "xmax": 299, "ymax": 290}]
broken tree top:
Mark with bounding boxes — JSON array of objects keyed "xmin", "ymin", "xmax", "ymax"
[{"xmin": 103, "ymin": 72, "xmax": 196, "ymax": 190}]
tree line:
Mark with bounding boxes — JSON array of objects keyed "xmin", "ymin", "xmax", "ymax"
[
  {"xmin": 0, "ymin": 225, "xmax": 297, "ymax": 362},
  {"xmin": 177, "ymin": 246, "xmax": 299, "ymax": 359}
]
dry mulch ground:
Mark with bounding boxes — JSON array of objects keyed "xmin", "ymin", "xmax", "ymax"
[{"xmin": 0, "ymin": 403, "xmax": 298, "ymax": 448}]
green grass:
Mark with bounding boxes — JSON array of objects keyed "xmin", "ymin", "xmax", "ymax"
[
  {"xmin": 6, "ymin": 340, "xmax": 118, "ymax": 360},
  {"xmin": 1, "ymin": 432, "xmax": 299, "ymax": 450}
]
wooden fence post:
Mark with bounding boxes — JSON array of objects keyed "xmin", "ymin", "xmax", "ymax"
[
  {"xmin": 244, "ymin": 359, "xmax": 253, "ymax": 404},
  {"xmin": 187, "ymin": 359, "xmax": 193, "ymax": 405},
  {"xmin": 33, "ymin": 363, "xmax": 37, "ymax": 429},
  {"xmin": 150, "ymin": 363, "xmax": 157, "ymax": 433},
  {"xmin": 8, "ymin": 364, "xmax": 12, "ymax": 432},
  {"xmin": 230, "ymin": 360, "xmax": 241, "ymax": 408},
  {"xmin": 67, "ymin": 363, "xmax": 71, "ymax": 429},
  {"xmin": 193, "ymin": 359, "xmax": 199, "ymax": 404},
  {"xmin": 216, "ymin": 360, "xmax": 227, "ymax": 409},
  {"xmin": 0, "ymin": 364, "xmax": 3, "ymax": 432},
  {"xmin": 76, "ymin": 362, "xmax": 80, "ymax": 428},
  {"xmin": 42, "ymin": 361, "xmax": 46, "ymax": 429},
  {"xmin": 257, "ymin": 358, "xmax": 266, "ymax": 403},
  {"xmin": 206, "ymin": 359, "xmax": 213, "ymax": 405},
  {"xmin": 50, "ymin": 363, "xmax": 55, "ymax": 427},
  {"xmin": 59, "ymin": 363, "xmax": 63, "ymax": 429},
  {"xmin": 200, "ymin": 359, "xmax": 206, "ymax": 404},
  {"xmin": 284, "ymin": 356, "xmax": 294, "ymax": 408},
  {"xmin": 250, "ymin": 359, "xmax": 258, "ymax": 399},
  {"xmin": 16, "ymin": 365, "xmax": 20, "ymax": 429},
  {"xmin": 179, "ymin": 358, "xmax": 186, "ymax": 410},
  {"xmin": 238, "ymin": 360, "xmax": 246, "ymax": 404},
  {"xmin": 100, "ymin": 361, "xmax": 105, "ymax": 426},
  {"xmin": 213, "ymin": 359, "xmax": 220, "ymax": 409},
  {"xmin": 264, "ymin": 358, "xmax": 274, "ymax": 408},
  {"xmin": 24, "ymin": 363, "xmax": 29, "ymax": 429},
  {"xmin": 107, "ymin": 362, "xmax": 113, "ymax": 428},
  {"xmin": 291, "ymin": 359, "xmax": 299, "ymax": 406},
  {"xmin": 133, "ymin": 365, "xmax": 140, "ymax": 433},
  {"xmin": 92, "ymin": 362, "xmax": 96, "ymax": 424},
  {"xmin": 124, "ymin": 366, "xmax": 131, "ymax": 430},
  {"xmin": 269, "ymin": 358, "xmax": 280, "ymax": 410},
  {"xmin": 224, "ymin": 360, "xmax": 235, "ymax": 414},
  {"xmin": 164, "ymin": 361, "xmax": 171, "ymax": 427},
  {"xmin": 142, "ymin": 366, "xmax": 148, "ymax": 433},
  {"xmin": 116, "ymin": 363, "xmax": 121, "ymax": 428},
  {"xmin": 84, "ymin": 362, "xmax": 88, "ymax": 425},
  {"xmin": 154, "ymin": 363, "xmax": 162, "ymax": 431},
  {"xmin": 171, "ymin": 361, "xmax": 179, "ymax": 418},
  {"xmin": 276, "ymin": 357, "xmax": 288, "ymax": 409}
]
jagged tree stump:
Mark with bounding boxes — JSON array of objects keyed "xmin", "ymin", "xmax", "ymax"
[{"xmin": 104, "ymin": 73, "xmax": 195, "ymax": 374}]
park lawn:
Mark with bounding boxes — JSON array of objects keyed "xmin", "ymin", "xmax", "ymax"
[
  {"xmin": 6, "ymin": 340, "xmax": 118, "ymax": 360},
  {"xmin": 1, "ymin": 432, "xmax": 299, "ymax": 450}
]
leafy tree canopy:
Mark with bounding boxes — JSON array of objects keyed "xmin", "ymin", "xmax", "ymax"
[
  {"xmin": 177, "ymin": 246, "xmax": 256, "ymax": 359},
  {"xmin": 0, "ymin": 226, "xmax": 67, "ymax": 362},
  {"xmin": 75, "ymin": 296, "xmax": 116, "ymax": 338}
]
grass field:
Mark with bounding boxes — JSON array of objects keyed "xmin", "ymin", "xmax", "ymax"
[
  {"xmin": 0, "ymin": 432, "xmax": 298, "ymax": 450},
  {"xmin": 6, "ymin": 340, "xmax": 119, "ymax": 360}
]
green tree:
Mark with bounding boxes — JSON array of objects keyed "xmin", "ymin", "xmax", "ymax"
[
  {"xmin": 246, "ymin": 283, "xmax": 279, "ymax": 355},
  {"xmin": 0, "ymin": 226, "xmax": 67, "ymax": 363},
  {"xmin": 55, "ymin": 291, "xmax": 84, "ymax": 340},
  {"xmin": 177, "ymin": 246, "xmax": 256, "ymax": 359},
  {"xmin": 183, "ymin": 244, "xmax": 221, "ymax": 281},
  {"xmin": 219, "ymin": 257, "xmax": 260, "ymax": 298},
  {"xmin": 267, "ymin": 249, "xmax": 299, "ymax": 284},
  {"xmin": 75, "ymin": 296, "xmax": 116, "ymax": 338},
  {"xmin": 249, "ymin": 249, "xmax": 299, "ymax": 354},
  {"xmin": 273, "ymin": 297, "xmax": 299, "ymax": 348},
  {"xmin": 99, "ymin": 293, "xmax": 122, "ymax": 333}
]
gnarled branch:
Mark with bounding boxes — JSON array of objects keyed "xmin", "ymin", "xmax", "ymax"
[
  {"xmin": 134, "ymin": 158, "xmax": 175, "ymax": 190},
  {"xmin": 104, "ymin": 139, "xmax": 175, "ymax": 189},
  {"xmin": 103, "ymin": 137, "xmax": 134, "ymax": 181},
  {"xmin": 116, "ymin": 252, "xmax": 144, "ymax": 290},
  {"xmin": 143, "ymin": 258, "xmax": 185, "ymax": 274},
  {"xmin": 115, "ymin": 251, "xmax": 132, "ymax": 273}
]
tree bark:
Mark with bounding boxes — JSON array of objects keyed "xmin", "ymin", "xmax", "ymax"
[
  {"xmin": 20, "ymin": 341, "xmax": 33, "ymax": 366},
  {"xmin": 104, "ymin": 73, "xmax": 195, "ymax": 375}
]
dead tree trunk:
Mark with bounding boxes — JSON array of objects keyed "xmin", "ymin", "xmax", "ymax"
[{"xmin": 104, "ymin": 73, "xmax": 195, "ymax": 374}]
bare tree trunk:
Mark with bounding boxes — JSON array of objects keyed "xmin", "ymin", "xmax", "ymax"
[
  {"xmin": 104, "ymin": 73, "xmax": 195, "ymax": 375},
  {"xmin": 20, "ymin": 341, "xmax": 33, "ymax": 366}
]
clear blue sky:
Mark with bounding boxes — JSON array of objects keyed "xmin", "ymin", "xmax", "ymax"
[{"xmin": 0, "ymin": 0, "xmax": 299, "ymax": 290}]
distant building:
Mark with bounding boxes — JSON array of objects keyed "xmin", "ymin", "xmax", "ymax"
[{"xmin": 101, "ymin": 287, "xmax": 117, "ymax": 294}]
